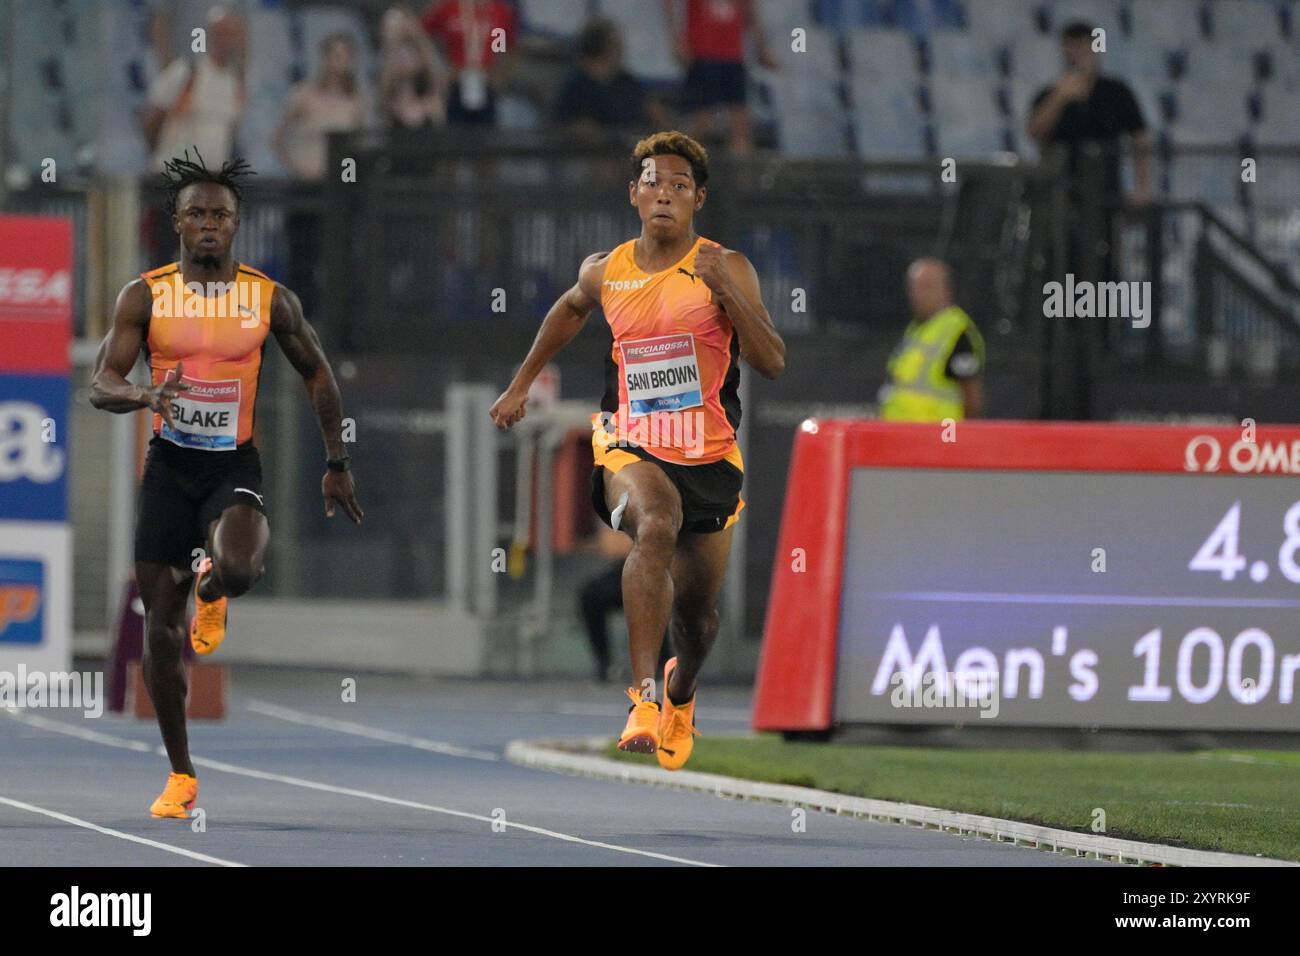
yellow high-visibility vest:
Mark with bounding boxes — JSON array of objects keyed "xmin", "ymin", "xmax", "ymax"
[{"xmin": 879, "ymin": 306, "xmax": 984, "ymax": 422}]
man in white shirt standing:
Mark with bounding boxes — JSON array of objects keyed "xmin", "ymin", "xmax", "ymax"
[{"xmin": 141, "ymin": 6, "xmax": 247, "ymax": 172}]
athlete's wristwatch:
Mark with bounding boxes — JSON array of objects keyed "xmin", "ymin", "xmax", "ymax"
[{"xmin": 327, "ymin": 455, "xmax": 351, "ymax": 473}]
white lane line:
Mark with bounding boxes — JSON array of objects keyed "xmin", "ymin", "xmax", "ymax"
[
  {"xmin": 2, "ymin": 707, "xmax": 153, "ymax": 752},
  {"xmin": 6, "ymin": 708, "xmax": 719, "ymax": 867},
  {"xmin": 0, "ymin": 795, "xmax": 246, "ymax": 868},
  {"xmin": 187, "ymin": 752, "xmax": 718, "ymax": 867},
  {"xmin": 245, "ymin": 700, "xmax": 499, "ymax": 762}
]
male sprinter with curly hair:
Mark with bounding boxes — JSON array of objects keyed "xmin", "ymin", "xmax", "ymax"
[
  {"xmin": 91, "ymin": 151, "xmax": 363, "ymax": 817},
  {"xmin": 490, "ymin": 131, "xmax": 784, "ymax": 769}
]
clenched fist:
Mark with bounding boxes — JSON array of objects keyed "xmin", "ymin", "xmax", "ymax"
[
  {"xmin": 489, "ymin": 386, "xmax": 529, "ymax": 430},
  {"xmin": 693, "ymin": 241, "xmax": 729, "ymax": 295}
]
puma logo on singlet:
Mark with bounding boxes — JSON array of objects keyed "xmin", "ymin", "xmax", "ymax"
[{"xmin": 677, "ymin": 268, "xmax": 697, "ymax": 283}]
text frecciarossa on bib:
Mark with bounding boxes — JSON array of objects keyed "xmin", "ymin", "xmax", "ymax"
[
  {"xmin": 158, "ymin": 375, "xmax": 241, "ymax": 450},
  {"xmin": 621, "ymin": 333, "xmax": 703, "ymax": 415}
]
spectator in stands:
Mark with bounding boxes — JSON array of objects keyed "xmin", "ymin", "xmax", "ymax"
[
  {"xmin": 273, "ymin": 34, "xmax": 367, "ymax": 181},
  {"xmin": 878, "ymin": 259, "xmax": 985, "ymax": 421},
  {"xmin": 663, "ymin": 0, "xmax": 778, "ymax": 154},
  {"xmin": 1027, "ymin": 21, "xmax": 1152, "ymax": 206},
  {"xmin": 379, "ymin": 6, "xmax": 447, "ymax": 130},
  {"xmin": 554, "ymin": 17, "xmax": 670, "ymax": 140},
  {"xmin": 140, "ymin": 5, "xmax": 247, "ymax": 172},
  {"xmin": 422, "ymin": 0, "xmax": 517, "ymax": 127}
]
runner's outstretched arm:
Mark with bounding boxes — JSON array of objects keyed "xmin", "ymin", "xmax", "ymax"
[
  {"xmin": 489, "ymin": 251, "xmax": 607, "ymax": 429},
  {"xmin": 270, "ymin": 283, "xmax": 363, "ymax": 524}
]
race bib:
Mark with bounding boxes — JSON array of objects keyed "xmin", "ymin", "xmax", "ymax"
[
  {"xmin": 159, "ymin": 376, "xmax": 241, "ymax": 451},
  {"xmin": 621, "ymin": 333, "xmax": 703, "ymax": 416}
]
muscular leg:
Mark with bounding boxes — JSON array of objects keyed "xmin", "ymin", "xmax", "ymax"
[
  {"xmin": 137, "ymin": 561, "xmax": 195, "ymax": 776},
  {"xmin": 666, "ymin": 524, "xmax": 734, "ymax": 705},
  {"xmin": 602, "ymin": 462, "xmax": 683, "ymax": 699},
  {"xmin": 196, "ymin": 504, "xmax": 269, "ymax": 602}
]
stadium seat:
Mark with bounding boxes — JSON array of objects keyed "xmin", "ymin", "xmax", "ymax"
[
  {"xmin": 967, "ymin": 0, "xmax": 1051, "ymax": 40},
  {"xmin": 7, "ymin": 0, "xmax": 76, "ymax": 174},
  {"xmin": 1046, "ymin": 0, "xmax": 1124, "ymax": 34},
  {"xmin": 1128, "ymin": 0, "xmax": 1206, "ymax": 51},
  {"xmin": 1164, "ymin": 41, "xmax": 1253, "ymax": 145},
  {"xmin": 926, "ymin": 0, "xmax": 969, "ymax": 30},
  {"xmin": 91, "ymin": 1, "xmax": 155, "ymax": 174},
  {"xmin": 771, "ymin": 52, "xmax": 851, "ymax": 157},
  {"xmin": 932, "ymin": 74, "xmax": 1007, "ymax": 157},
  {"xmin": 241, "ymin": 9, "xmax": 296, "ymax": 177},
  {"xmin": 928, "ymin": 32, "xmax": 999, "ymax": 75},
  {"xmin": 1250, "ymin": 85, "xmax": 1300, "ymax": 143},
  {"xmin": 847, "ymin": 29, "xmax": 923, "ymax": 157},
  {"xmin": 1013, "ymin": 33, "xmax": 1062, "ymax": 91},
  {"xmin": 813, "ymin": 0, "xmax": 856, "ymax": 32},
  {"xmin": 847, "ymin": 28, "xmax": 918, "ymax": 82},
  {"xmin": 759, "ymin": 0, "xmax": 814, "ymax": 43},
  {"xmin": 852, "ymin": 82, "xmax": 927, "ymax": 158},
  {"xmin": 597, "ymin": 0, "xmax": 680, "ymax": 81},
  {"xmin": 1269, "ymin": 35, "xmax": 1300, "ymax": 93},
  {"xmin": 1211, "ymin": 0, "xmax": 1285, "ymax": 52},
  {"xmin": 879, "ymin": 0, "xmax": 968, "ymax": 35},
  {"xmin": 776, "ymin": 34, "xmax": 851, "ymax": 154},
  {"xmin": 1172, "ymin": 44, "xmax": 1254, "ymax": 145}
]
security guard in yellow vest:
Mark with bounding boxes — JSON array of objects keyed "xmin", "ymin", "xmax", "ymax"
[{"xmin": 879, "ymin": 258, "xmax": 985, "ymax": 421}]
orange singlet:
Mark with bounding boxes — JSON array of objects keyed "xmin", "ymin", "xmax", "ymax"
[
  {"xmin": 139, "ymin": 262, "xmax": 275, "ymax": 451},
  {"xmin": 592, "ymin": 236, "xmax": 744, "ymax": 470}
]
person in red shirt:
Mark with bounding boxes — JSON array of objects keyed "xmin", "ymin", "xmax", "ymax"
[
  {"xmin": 662, "ymin": 0, "xmax": 778, "ymax": 153},
  {"xmin": 422, "ymin": 0, "xmax": 516, "ymax": 126}
]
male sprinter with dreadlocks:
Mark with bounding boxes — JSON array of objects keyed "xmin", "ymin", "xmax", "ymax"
[
  {"xmin": 91, "ymin": 152, "xmax": 364, "ymax": 817},
  {"xmin": 490, "ymin": 132, "xmax": 784, "ymax": 769}
]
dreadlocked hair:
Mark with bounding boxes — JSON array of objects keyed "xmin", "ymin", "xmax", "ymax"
[{"xmin": 161, "ymin": 149, "xmax": 255, "ymax": 216}]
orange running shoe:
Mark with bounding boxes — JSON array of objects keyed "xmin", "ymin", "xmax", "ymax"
[
  {"xmin": 189, "ymin": 557, "xmax": 228, "ymax": 655},
  {"xmin": 617, "ymin": 686, "xmax": 661, "ymax": 753},
  {"xmin": 657, "ymin": 657, "xmax": 700, "ymax": 771},
  {"xmin": 149, "ymin": 772, "xmax": 198, "ymax": 818}
]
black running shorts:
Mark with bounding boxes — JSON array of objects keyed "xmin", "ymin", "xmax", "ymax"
[{"xmin": 591, "ymin": 438, "xmax": 744, "ymax": 536}]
